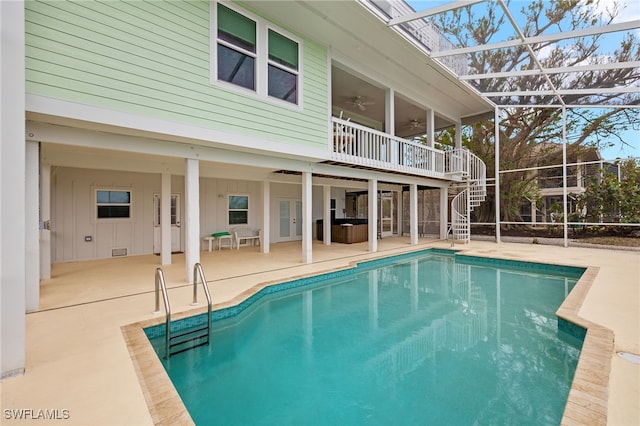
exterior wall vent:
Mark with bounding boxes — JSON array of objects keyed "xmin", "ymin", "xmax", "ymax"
[{"xmin": 112, "ymin": 248, "xmax": 127, "ymax": 257}]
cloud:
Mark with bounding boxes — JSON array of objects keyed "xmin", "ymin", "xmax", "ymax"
[{"xmin": 586, "ymin": 0, "xmax": 640, "ymax": 24}]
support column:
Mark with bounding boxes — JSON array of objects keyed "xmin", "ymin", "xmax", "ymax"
[
  {"xmin": 161, "ymin": 172, "xmax": 171, "ymax": 265},
  {"xmin": 385, "ymin": 88, "xmax": 395, "ymax": 135},
  {"xmin": 1, "ymin": 0, "xmax": 26, "ymax": 379},
  {"xmin": 494, "ymin": 107, "xmax": 501, "ymax": 243},
  {"xmin": 302, "ymin": 172, "xmax": 312, "ymax": 263},
  {"xmin": 561, "ymin": 107, "xmax": 569, "ymax": 248},
  {"xmin": 26, "ymin": 141, "xmax": 40, "ymax": 312},
  {"xmin": 261, "ymin": 181, "xmax": 270, "ymax": 253},
  {"xmin": 386, "ymin": 89, "xmax": 398, "ymax": 164},
  {"xmin": 397, "ymin": 189, "xmax": 403, "ymax": 237},
  {"xmin": 455, "ymin": 122, "xmax": 463, "ymax": 150},
  {"xmin": 426, "ymin": 109, "xmax": 435, "ymax": 147},
  {"xmin": 323, "ymin": 185, "xmax": 331, "ymax": 245},
  {"xmin": 410, "ymin": 183, "xmax": 418, "ymax": 245},
  {"xmin": 184, "ymin": 159, "xmax": 200, "ymax": 281},
  {"xmin": 40, "ymin": 163, "xmax": 51, "ymax": 280},
  {"xmin": 368, "ymin": 178, "xmax": 378, "ymax": 252},
  {"xmin": 440, "ymin": 187, "xmax": 448, "ymax": 239}
]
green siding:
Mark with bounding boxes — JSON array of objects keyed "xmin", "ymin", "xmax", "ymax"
[{"xmin": 26, "ymin": 0, "xmax": 328, "ymax": 147}]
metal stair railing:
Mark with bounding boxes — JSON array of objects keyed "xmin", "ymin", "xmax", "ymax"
[
  {"xmin": 153, "ymin": 267, "xmax": 172, "ymax": 359},
  {"xmin": 447, "ymin": 149, "xmax": 487, "ymax": 245},
  {"xmin": 153, "ymin": 264, "xmax": 212, "ymax": 359}
]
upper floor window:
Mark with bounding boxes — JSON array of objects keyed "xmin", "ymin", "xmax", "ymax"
[
  {"xmin": 268, "ymin": 29, "xmax": 298, "ymax": 104},
  {"xmin": 213, "ymin": 2, "xmax": 301, "ymax": 106},
  {"xmin": 217, "ymin": 4, "xmax": 256, "ymax": 90}
]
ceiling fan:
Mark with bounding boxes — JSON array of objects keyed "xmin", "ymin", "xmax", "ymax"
[
  {"xmin": 403, "ymin": 119, "xmax": 425, "ymax": 129},
  {"xmin": 347, "ymin": 96, "xmax": 375, "ymax": 111}
]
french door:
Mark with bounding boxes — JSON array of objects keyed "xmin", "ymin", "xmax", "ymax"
[
  {"xmin": 380, "ymin": 192, "xmax": 393, "ymax": 238},
  {"xmin": 278, "ymin": 199, "xmax": 302, "ymax": 242},
  {"xmin": 153, "ymin": 193, "xmax": 181, "ymax": 253}
]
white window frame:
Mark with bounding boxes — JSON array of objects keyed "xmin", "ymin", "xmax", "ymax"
[
  {"xmin": 227, "ymin": 194, "xmax": 250, "ymax": 226},
  {"xmin": 211, "ymin": 1, "xmax": 303, "ymax": 109},
  {"xmin": 95, "ymin": 188, "xmax": 133, "ymax": 222}
]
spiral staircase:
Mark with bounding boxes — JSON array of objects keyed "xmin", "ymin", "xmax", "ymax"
[{"xmin": 447, "ymin": 150, "xmax": 487, "ymax": 244}]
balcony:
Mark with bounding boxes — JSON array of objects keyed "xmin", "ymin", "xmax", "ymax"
[{"xmin": 330, "ymin": 117, "xmax": 467, "ymax": 180}]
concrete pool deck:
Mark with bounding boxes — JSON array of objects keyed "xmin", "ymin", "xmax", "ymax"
[{"xmin": 1, "ymin": 239, "xmax": 638, "ymax": 425}]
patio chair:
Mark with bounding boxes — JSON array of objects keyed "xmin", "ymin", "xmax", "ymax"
[{"xmin": 231, "ymin": 227, "xmax": 261, "ymax": 249}]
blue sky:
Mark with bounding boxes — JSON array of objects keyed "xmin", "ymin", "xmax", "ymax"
[{"xmin": 406, "ymin": 0, "xmax": 640, "ymax": 160}]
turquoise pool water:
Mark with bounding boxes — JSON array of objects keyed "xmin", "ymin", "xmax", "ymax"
[{"xmin": 147, "ymin": 251, "xmax": 585, "ymax": 425}]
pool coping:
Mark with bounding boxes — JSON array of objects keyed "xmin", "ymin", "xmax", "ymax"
[{"xmin": 121, "ymin": 250, "xmax": 611, "ymax": 426}]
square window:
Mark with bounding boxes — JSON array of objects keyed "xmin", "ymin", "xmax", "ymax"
[
  {"xmin": 228, "ymin": 195, "xmax": 249, "ymax": 225},
  {"xmin": 97, "ymin": 190, "xmax": 131, "ymax": 219}
]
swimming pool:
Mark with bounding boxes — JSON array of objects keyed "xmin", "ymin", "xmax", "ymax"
[{"xmin": 146, "ymin": 250, "xmax": 585, "ymax": 425}]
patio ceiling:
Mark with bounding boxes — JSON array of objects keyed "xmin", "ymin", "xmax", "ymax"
[{"xmin": 375, "ymin": 0, "xmax": 640, "ymax": 110}]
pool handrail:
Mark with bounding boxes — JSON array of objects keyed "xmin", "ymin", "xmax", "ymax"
[
  {"xmin": 153, "ymin": 267, "xmax": 172, "ymax": 359},
  {"xmin": 193, "ymin": 263, "xmax": 213, "ymax": 337}
]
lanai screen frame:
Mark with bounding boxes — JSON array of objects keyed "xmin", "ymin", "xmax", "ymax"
[{"xmin": 372, "ymin": 0, "xmax": 640, "ymax": 247}]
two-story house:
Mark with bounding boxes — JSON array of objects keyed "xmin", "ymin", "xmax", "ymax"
[
  {"xmin": 519, "ymin": 144, "xmax": 611, "ymax": 224},
  {"xmin": 1, "ymin": 0, "xmax": 494, "ymax": 378}
]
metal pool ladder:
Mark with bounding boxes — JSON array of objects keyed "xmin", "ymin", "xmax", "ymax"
[{"xmin": 154, "ymin": 263, "xmax": 212, "ymax": 359}]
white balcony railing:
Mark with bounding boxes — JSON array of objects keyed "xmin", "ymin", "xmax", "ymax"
[{"xmin": 331, "ymin": 118, "xmax": 450, "ymax": 178}]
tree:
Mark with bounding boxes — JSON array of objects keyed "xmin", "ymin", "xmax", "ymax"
[
  {"xmin": 575, "ymin": 158, "xmax": 640, "ymax": 224},
  {"xmin": 432, "ymin": 0, "xmax": 640, "ymax": 225}
]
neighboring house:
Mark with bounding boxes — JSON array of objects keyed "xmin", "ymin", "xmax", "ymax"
[
  {"xmin": 1, "ymin": 0, "xmax": 493, "ymax": 378},
  {"xmin": 519, "ymin": 144, "xmax": 616, "ymax": 223}
]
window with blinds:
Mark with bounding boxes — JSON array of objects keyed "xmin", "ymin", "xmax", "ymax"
[{"xmin": 214, "ymin": 2, "xmax": 301, "ymax": 106}]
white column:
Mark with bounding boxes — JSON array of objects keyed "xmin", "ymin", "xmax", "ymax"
[
  {"xmin": 385, "ymin": 89, "xmax": 395, "ymax": 135},
  {"xmin": 561, "ymin": 107, "xmax": 569, "ymax": 248},
  {"xmin": 410, "ymin": 183, "xmax": 418, "ymax": 244},
  {"xmin": 1, "ymin": 0, "xmax": 26, "ymax": 379},
  {"xmin": 261, "ymin": 180, "xmax": 270, "ymax": 253},
  {"xmin": 302, "ymin": 172, "xmax": 312, "ymax": 263},
  {"xmin": 494, "ymin": 107, "xmax": 501, "ymax": 243},
  {"xmin": 426, "ymin": 109, "xmax": 435, "ymax": 148},
  {"xmin": 368, "ymin": 178, "xmax": 378, "ymax": 252},
  {"xmin": 161, "ymin": 172, "xmax": 171, "ymax": 265},
  {"xmin": 323, "ymin": 185, "xmax": 331, "ymax": 245},
  {"xmin": 26, "ymin": 141, "xmax": 40, "ymax": 312},
  {"xmin": 397, "ymin": 189, "xmax": 403, "ymax": 236},
  {"xmin": 40, "ymin": 163, "xmax": 51, "ymax": 279},
  {"xmin": 440, "ymin": 187, "xmax": 448, "ymax": 239},
  {"xmin": 184, "ymin": 159, "xmax": 200, "ymax": 281},
  {"xmin": 455, "ymin": 122, "xmax": 463, "ymax": 150}
]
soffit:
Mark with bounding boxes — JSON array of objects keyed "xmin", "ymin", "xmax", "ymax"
[{"xmin": 243, "ymin": 0, "xmax": 495, "ymax": 122}]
